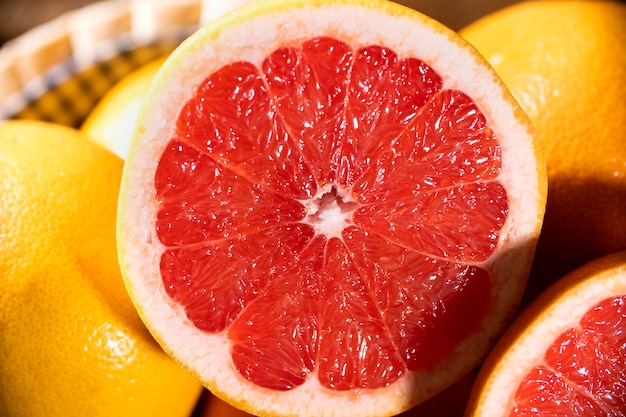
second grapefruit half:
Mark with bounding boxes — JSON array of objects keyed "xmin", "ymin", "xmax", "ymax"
[
  {"xmin": 466, "ymin": 251, "xmax": 626, "ymax": 416},
  {"xmin": 117, "ymin": 1, "xmax": 547, "ymax": 416}
]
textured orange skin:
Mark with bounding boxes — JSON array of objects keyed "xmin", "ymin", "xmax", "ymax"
[
  {"xmin": 460, "ymin": 1, "xmax": 626, "ymax": 300},
  {"xmin": 0, "ymin": 120, "xmax": 202, "ymax": 417}
]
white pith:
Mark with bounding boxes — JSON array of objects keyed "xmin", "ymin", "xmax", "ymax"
[{"xmin": 117, "ymin": 1, "xmax": 547, "ymax": 416}]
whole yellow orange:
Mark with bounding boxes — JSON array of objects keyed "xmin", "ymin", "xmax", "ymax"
[
  {"xmin": 461, "ymin": 1, "xmax": 626, "ymax": 299},
  {"xmin": 0, "ymin": 120, "xmax": 202, "ymax": 417}
]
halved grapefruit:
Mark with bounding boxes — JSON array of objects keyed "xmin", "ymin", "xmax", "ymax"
[
  {"xmin": 466, "ymin": 250, "xmax": 626, "ymax": 416},
  {"xmin": 117, "ymin": 0, "xmax": 547, "ymax": 416}
]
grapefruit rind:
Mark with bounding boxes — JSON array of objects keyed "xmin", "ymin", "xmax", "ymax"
[
  {"xmin": 117, "ymin": 1, "xmax": 546, "ymax": 416},
  {"xmin": 466, "ymin": 251, "xmax": 626, "ymax": 416}
]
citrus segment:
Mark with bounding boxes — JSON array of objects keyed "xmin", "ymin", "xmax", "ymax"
[
  {"xmin": 466, "ymin": 251, "xmax": 626, "ymax": 417},
  {"xmin": 118, "ymin": 1, "xmax": 546, "ymax": 415}
]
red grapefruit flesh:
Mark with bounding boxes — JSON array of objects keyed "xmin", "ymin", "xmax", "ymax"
[
  {"xmin": 118, "ymin": 1, "xmax": 546, "ymax": 416},
  {"xmin": 158, "ymin": 37, "xmax": 502, "ymax": 390}
]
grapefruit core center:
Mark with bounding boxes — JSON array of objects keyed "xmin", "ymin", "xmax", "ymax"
[{"xmin": 302, "ymin": 185, "xmax": 359, "ymax": 238}]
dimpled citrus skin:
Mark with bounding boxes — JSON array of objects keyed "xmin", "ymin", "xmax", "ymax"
[
  {"xmin": 460, "ymin": 1, "xmax": 626, "ymax": 295},
  {"xmin": 0, "ymin": 120, "xmax": 202, "ymax": 417}
]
